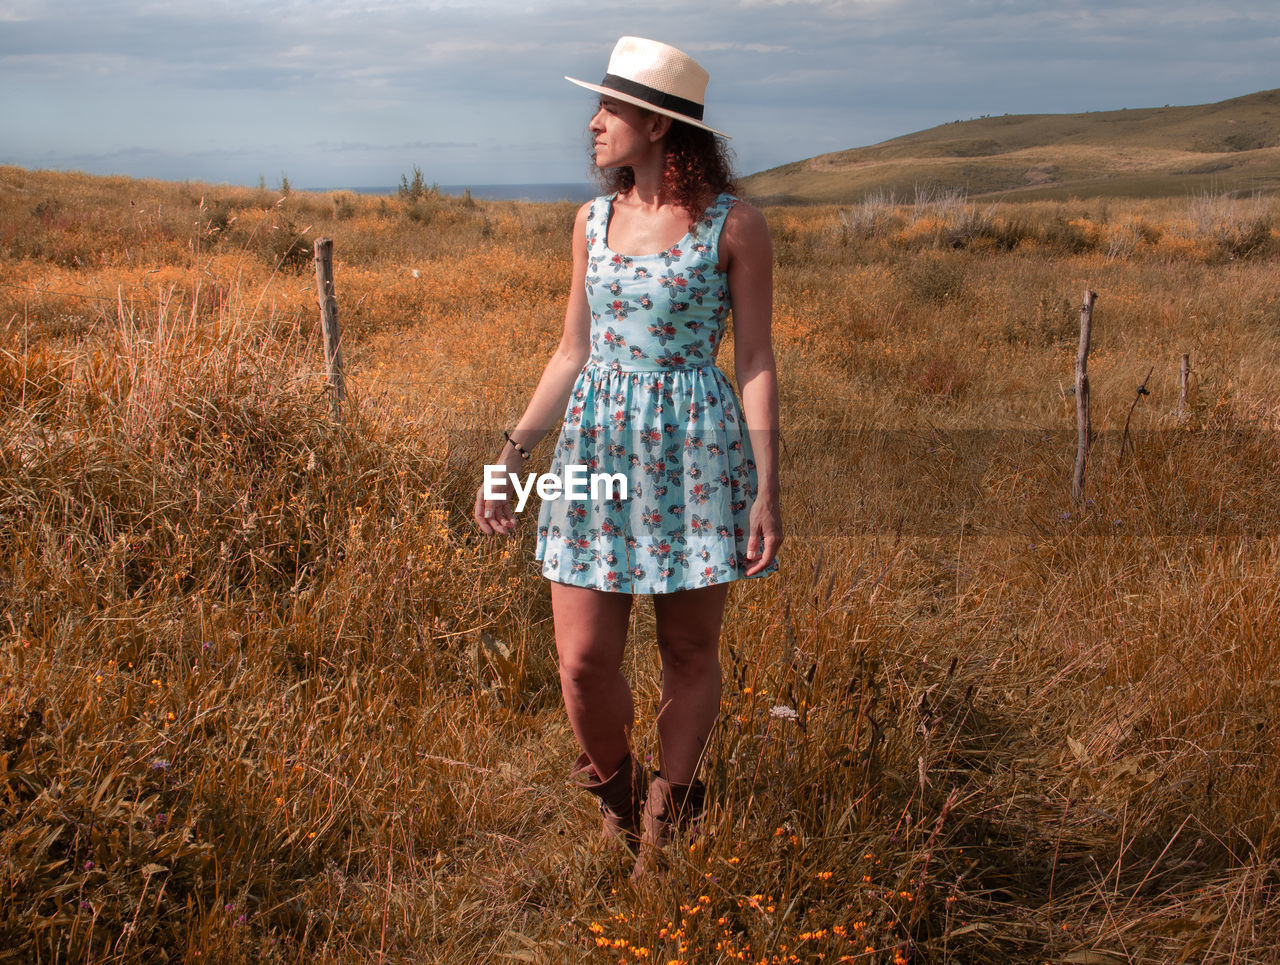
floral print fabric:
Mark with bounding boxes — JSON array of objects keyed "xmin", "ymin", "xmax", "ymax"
[{"xmin": 534, "ymin": 193, "xmax": 777, "ymax": 594}]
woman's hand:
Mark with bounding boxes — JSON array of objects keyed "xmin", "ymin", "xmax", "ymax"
[
  {"xmin": 473, "ymin": 483, "xmax": 517, "ymax": 537},
  {"xmin": 743, "ymin": 495, "xmax": 783, "ymax": 575},
  {"xmin": 474, "ymin": 476, "xmax": 519, "ymax": 536},
  {"xmin": 474, "ymin": 452, "xmax": 525, "ymax": 536}
]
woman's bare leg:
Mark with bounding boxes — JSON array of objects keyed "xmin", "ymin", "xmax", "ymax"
[
  {"xmin": 652, "ymin": 582, "xmax": 731, "ymax": 785},
  {"xmin": 550, "ymin": 581, "xmax": 635, "ymax": 779}
]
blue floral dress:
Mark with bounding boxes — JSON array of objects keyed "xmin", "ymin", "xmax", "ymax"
[{"xmin": 534, "ymin": 192, "xmax": 777, "ymax": 594}]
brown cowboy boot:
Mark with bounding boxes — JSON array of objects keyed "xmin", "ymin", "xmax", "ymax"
[
  {"xmin": 570, "ymin": 752, "xmax": 646, "ymax": 845},
  {"xmin": 629, "ymin": 774, "xmax": 706, "ymax": 880}
]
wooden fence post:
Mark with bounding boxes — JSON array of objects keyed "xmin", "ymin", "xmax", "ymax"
[
  {"xmin": 313, "ymin": 238, "xmax": 345, "ymax": 420},
  {"xmin": 1071, "ymin": 290, "xmax": 1096, "ymax": 503},
  {"xmin": 1179, "ymin": 353, "xmax": 1190, "ymax": 417}
]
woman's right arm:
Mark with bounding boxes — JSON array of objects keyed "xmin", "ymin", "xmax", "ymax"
[{"xmin": 474, "ymin": 201, "xmax": 593, "ymax": 535}]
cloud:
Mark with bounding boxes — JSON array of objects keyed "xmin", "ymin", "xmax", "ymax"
[
  {"xmin": 307, "ymin": 139, "xmax": 479, "ymax": 152},
  {"xmin": 736, "ymin": 0, "xmax": 904, "ymax": 8},
  {"xmin": 3, "ymin": 0, "xmax": 1279, "ymax": 184}
]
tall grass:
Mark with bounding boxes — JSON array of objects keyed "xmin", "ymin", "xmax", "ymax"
[{"xmin": 2, "ymin": 167, "xmax": 1279, "ymax": 962}]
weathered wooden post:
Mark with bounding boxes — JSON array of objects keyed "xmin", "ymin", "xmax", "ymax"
[
  {"xmin": 313, "ymin": 238, "xmax": 345, "ymax": 420},
  {"xmin": 1179, "ymin": 353, "xmax": 1190, "ymax": 417},
  {"xmin": 1071, "ymin": 290, "xmax": 1096, "ymax": 503}
]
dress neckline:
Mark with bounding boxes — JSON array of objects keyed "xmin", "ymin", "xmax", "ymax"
[{"xmin": 600, "ymin": 192, "xmax": 727, "ymax": 260}]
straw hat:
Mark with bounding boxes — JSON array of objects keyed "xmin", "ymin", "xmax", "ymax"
[{"xmin": 566, "ymin": 36, "xmax": 730, "ymax": 138}]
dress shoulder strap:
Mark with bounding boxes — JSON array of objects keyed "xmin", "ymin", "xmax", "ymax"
[
  {"xmin": 688, "ymin": 193, "xmax": 737, "ymax": 267},
  {"xmin": 584, "ymin": 194, "xmax": 613, "ymax": 255}
]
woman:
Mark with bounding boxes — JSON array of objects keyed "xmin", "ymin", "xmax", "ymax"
[{"xmin": 474, "ymin": 36, "xmax": 781, "ymax": 878}]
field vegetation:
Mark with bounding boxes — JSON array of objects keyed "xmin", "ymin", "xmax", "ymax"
[{"xmin": 1, "ymin": 164, "xmax": 1279, "ymax": 963}]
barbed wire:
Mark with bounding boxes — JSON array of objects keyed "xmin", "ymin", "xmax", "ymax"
[
  {"xmin": 0, "ymin": 281, "xmax": 309, "ymax": 309},
  {"xmin": 347, "ymin": 372, "xmax": 541, "ymax": 392},
  {"xmin": 0, "ymin": 281, "xmax": 120, "ymax": 305},
  {"xmin": 0, "ymin": 283, "xmax": 571, "ymax": 393},
  {"xmin": 0, "ymin": 283, "xmax": 1179, "ymax": 416}
]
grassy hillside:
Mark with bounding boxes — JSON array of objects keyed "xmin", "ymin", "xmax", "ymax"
[
  {"xmin": 743, "ymin": 88, "xmax": 1280, "ymax": 203},
  {"xmin": 2, "ymin": 167, "xmax": 1280, "ymax": 963}
]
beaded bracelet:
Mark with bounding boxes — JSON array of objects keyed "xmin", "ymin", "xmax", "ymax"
[{"xmin": 503, "ymin": 431, "xmax": 531, "ymax": 460}]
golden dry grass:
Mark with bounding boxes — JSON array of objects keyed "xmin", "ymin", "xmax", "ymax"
[
  {"xmin": 742, "ymin": 88, "xmax": 1280, "ymax": 203},
  {"xmin": 2, "ymin": 166, "xmax": 1279, "ymax": 963}
]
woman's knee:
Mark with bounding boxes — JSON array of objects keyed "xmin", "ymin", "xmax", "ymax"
[
  {"xmin": 557, "ymin": 640, "xmax": 624, "ymax": 692},
  {"xmin": 550, "ymin": 583, "xmax": 631, "ymax": 692},
  {"xmin": 654, "ymin": 590, "xmax": 726, "ymax": 677},
  {"xmin": 656, "ymin": 626, "xmax": 721, "ymax": 677}
]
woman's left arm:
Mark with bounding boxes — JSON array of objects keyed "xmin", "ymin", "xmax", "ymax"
[{"xmin": 723, "ymin": 202, "xmax": 782, "ymax": 575}]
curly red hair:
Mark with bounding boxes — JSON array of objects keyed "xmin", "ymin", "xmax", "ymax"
[{"xmin": 596, "ymin": 116, "xmax": 737, "ymax": 227}]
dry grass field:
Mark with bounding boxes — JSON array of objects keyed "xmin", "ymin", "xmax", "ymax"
[{"xmin": 1, "ymin": 164, "xmax": 1279, "ymax": 964}]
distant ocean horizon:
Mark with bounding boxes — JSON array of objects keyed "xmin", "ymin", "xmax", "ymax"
[{"xmin": 311, "ymin": 183, "xmax": 597, "ymax": 202}]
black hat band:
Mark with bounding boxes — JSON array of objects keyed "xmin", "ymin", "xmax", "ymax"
[{"xmin": 599, "ymin": 73, "xmax": 705, "ymax": 121}]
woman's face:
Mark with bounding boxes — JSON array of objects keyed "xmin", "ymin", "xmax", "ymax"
[{"xmin": 589, "ymin": 96, "xmax": 664, "ymax": 169}]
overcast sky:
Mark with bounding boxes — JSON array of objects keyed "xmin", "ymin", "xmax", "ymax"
[{"xmin": 2, "ymin": 0, "xmax": 1278, "ymax": 189}]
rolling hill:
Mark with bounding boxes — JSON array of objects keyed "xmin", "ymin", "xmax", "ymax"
[{"xmin": 742, "ymin": 88, "xmax": 1280, "ymax": 203}]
